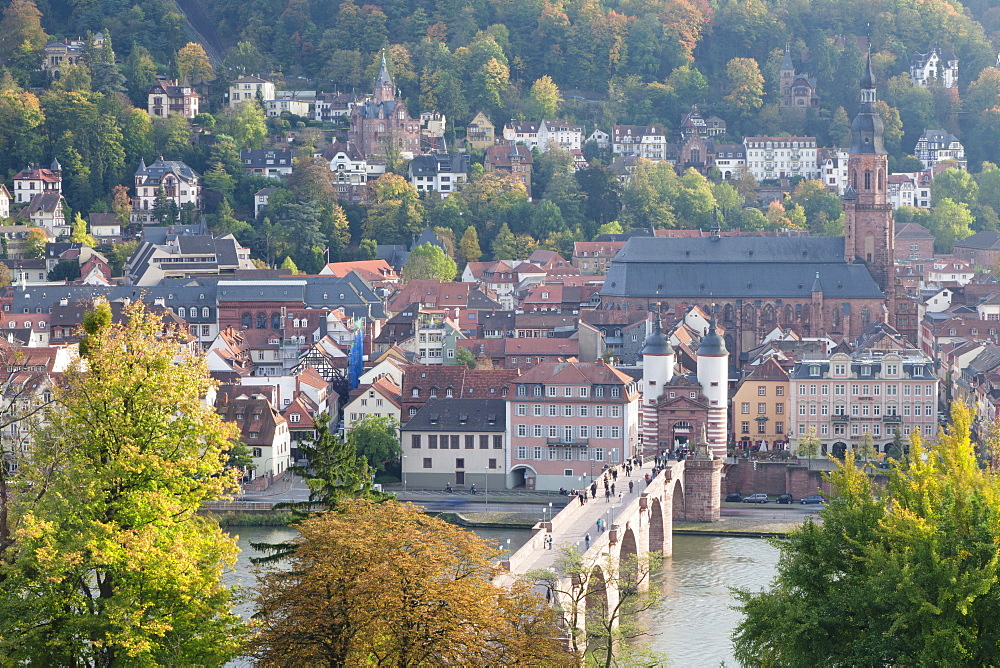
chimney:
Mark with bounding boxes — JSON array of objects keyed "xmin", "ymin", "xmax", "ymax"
[{"xmin": 59, "ymin": 297, "xmax": 68, "ymax": 306}]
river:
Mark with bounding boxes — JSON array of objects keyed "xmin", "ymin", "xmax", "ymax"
[{"xmin": 225, "ymin": 525, "xmax": 779, "ymax": 667}]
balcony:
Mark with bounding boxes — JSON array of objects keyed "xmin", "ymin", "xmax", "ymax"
[
  {"xmin": 832, "ymin": 414, "xmax": 850, "ymax": 422},
  {"xmin": 547, "ymin": 437, "xmax": 590, "ymax": 447},
  {"xmin": 883, "ymin": 415, "xmax": 902, "ymax": 423}
]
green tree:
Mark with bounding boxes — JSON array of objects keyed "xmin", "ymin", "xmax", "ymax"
[
  {"xmin": 0, "ymin": 0, "xmax": 47, "ymax": 81},
  {"xmin": 347, "ymin": 415, "xmax": 400, "ymax": 473},
  {"xmin": 490, "ymin": 222, "xmax": 516, "ymax": 260},
  {"xmin": 122, "ymin": 45, "xmax": 157, "ymax": 106},
  {"xmin": 531, "ymin": 199, "xmax": 566, "ymax": 238},
  {"xmin": 928, "ymin": 198, "xmax": 975, "ymax": 253},
  {"xmin": 107, "ymin": 240, "xmax": 137, "ymax": 276},
  {"xmin": 793, "ymin": 179, "xmax": 844, "ymax": 235},
  {"xmin": 458, "ymin": 225, "xmax": 482, "ymax": 264},
  {"xmin": 596, "ymin": 221, "xmax": 623, "ymax": 236},
  {"xmin": 734, "ymin": 403, "xmax": 1000, "ymax": 667},
  {"xmin": 224, "ymin": 99, "xmax": 267, "ymax": 149},
  {"xmin": 357, "ymin": 239, "xmax": 377, "ymax": 260},
  {"xmin": 363, "ymin": 173, "xmax": 426, "ymax": 244},
  {"xmin": 455, "ymin": 347, "xmax": 476, "ymax": 369},
  {"xmin": 0, "ymin": 302, "xmax": 247, "ymax": 664},
  {"xmin": 403, "ymin": 242, "xmax": 457, "ymax": 282},
  {"xmin": 203, "ymin": 161, "xmax": 236, "ymax": 207},
  {"xmin": 932, "ymin": 167, "xmax": 979, "ymax": 208},
  {"xmin": 828, "ymin": 106, "xmax": 851, "ymax": 149},
  {"xmin": 69, "ymin": 212, "xmax": 96, "ymax": 246},
  {"xmin": 526, "ymin": 74, "xmax": 561, "ymax": 120},
  {"xmin": 0, "ymin": 84, "xmax": 44, "ymax": 176},
  {"xmin": 675, "ymin": 167, "xmax": 715, "ymax": 228},
  {"xmin": 856, "ymin": 431, "xmax": 876, "ymax": 472},
  {"xmin": 280, "ymin": 256, "xmax": 299, "ymax": 274},
  {"xmin": 153, "ymin": 112, "xmax": 192, "ymax": 157}
]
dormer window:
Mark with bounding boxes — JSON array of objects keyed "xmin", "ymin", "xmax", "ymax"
[
  {"xmin": 809, "ymin": 366, "xmax": 820, "ymax": 377},
  {"xmin": 411, "ymin": 388, "xmax": 419, "ymax": 397}
]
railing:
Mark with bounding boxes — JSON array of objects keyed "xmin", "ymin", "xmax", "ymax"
[
  {"xmin": 883, "ymin": 415, "xmax": 902, "ymax": 423},
  {"xmin": 832, "ymin": 414, "xmax": 850, "ymax": 422},
  {"xmin": 546, "ymin": 437, "xmax": 590, "ymax": 446}
]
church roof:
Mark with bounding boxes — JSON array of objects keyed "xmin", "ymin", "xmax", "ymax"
[{"xmin": 601, "ymin": 236, "xmax": 884, "ymax": 300}]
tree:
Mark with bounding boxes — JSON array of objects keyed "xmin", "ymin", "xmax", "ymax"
[
  {"xmin": 458, "ymin": 225, "xmax": 482, "ymax": 264},
  {"xmin": 932, "ymin": 167, "xmax": 979, "ymax": 208},
  {"xmin": 490, "ymin": 222, "xmax": 516, "ymax": 260},
  {"xmin": 107, "ymin": 241, "xmax": 137, "ymax": 277},
  {"xmin": 0, "ymin": 263, "xmax": 10, "ymax": 287},
  {"xmin": 733, "ymin": 403, "xmax": 1000, "ymax": 667},
  {"xmin": 0, "ymin": 85, "xmax": 44, "ymax": 177},
  {"xmin": 526, "ymin": 74, "xmax": 561, "ymax": 120},
  {"xmin": 23, "ymin": 227, "xmax": 46, "ymax": 259},
  {"xmin": 403, "ymin": 242, "xmax": 457, "ymax": 282},
  {"xmin": 122, "ymin": 45, "xmax": 157, "ymax": 106},
  {"xmin": 526, "ymin": 544, "xmax": 666, "ymax": 667},
  {"xmin": 455, "ymin": 347, "xmax": 476, "ymax": 369},
  {"xmin": 176, "ymin": 42, "xmax": 214, "ymax": 83},
  {"xmin": 363, "ymin": 173, "xmax": 426, "ymax": 244},
  {"xmin": 280, "ymin": 256, "xmax": 299, "ymax": 274},
  {"xmin": 928, "ymin": 198, "xmax": 975, "ymax": 253},
  {"xmin": 724, "ymin": 57, "xmax": 764, "ymax": 116},
  {"xmin": 0, "ymin": 302, "xmax": 247, "ymax": 664},
  {"xmin": 0, "ymin": 0, "xmax": 47, "ymax": 80},
  {"xmin": 347, "ymin": 415, "xmax": 400, "ymax": 473},
  {"xmin": 828, "ymin": 106, "xmax": 851, "ymax": 148},
  {"xmin": 250, "ymin": 500, "xmax": 569, "ymax": 666},
  {"xmin": 856, "ymin": 432, "xmax": 876, "ymax": 472},
  {"xmin": 224, "ymin": 99, "xmax": 267, "ymax": 149},
  {"xmin": 47, "ymin": 259, "xmax": 81, "ymax": 281},
  {"xmin": 596, "ymin": 221, "xmax": 624, "ymax": 236},
  {"xmin": 69, "ymin": 212, "xmax": 96, "ymax": 246},
  {"xmin": 796, "ymin": 426, "xmax": 820, "ymax": 469}
]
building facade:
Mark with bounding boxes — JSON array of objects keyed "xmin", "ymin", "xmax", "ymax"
[
  {"xmin": 507, "ymin": 360, "xmax": 641, "ymax": 491},
  {"xmin": 743, "ymin": 136, "xmax": 819, "ymax": 182}
]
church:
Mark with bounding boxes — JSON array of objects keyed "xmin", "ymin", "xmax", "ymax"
[
  {"xmin": 601, "ymin": 55, "xmax": 902, "ymax": 362},
  {"xmin": 347, "ymin": 54, "xmax": 421, "ymax": 160}
]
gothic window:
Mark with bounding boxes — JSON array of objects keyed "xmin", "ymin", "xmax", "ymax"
[
  {"xmin": 271, "ymin": 313, "xmax": 281, "ymax": 329},
  {"xmin": 831, "ymin": 306, "xmax": 841, "ymax": 329},
  {"xmin": 864, "ymin": 170, "xmax": 871, "ymax": 190},
  {"xmin": 783, "ymin": 304, "xmax": 794, "ymax": 323},
  {"xmin": 861, "ymin": 308, "xmax": 871, "ymax": 328},
  {"xmin": 256, "ymin": 313, "xmax": 267, "ymax": 329},
  {"xmin": 241, "ymin": 313, "xmax": 252, "ymax": 328},
  {"xmin": 878, "ymin": 170, "xmax": 885, "ymax": 192},
  {"xmin": 851, "ymin": 170, "xmax": 857, "ymax": 189},
  {"xmin": 724, "ymin": 303, "xmax": 734, "ymax": 323},
  {"xmin": 742, "ymin": 304, "xmax": 756, "ymax": 327},
  {"xmin": 761, "ymin": 304, "xmax": 776, "ymax": 326}
]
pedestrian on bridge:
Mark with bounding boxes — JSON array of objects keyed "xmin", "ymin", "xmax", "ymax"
[
  {"xmin": 590, "ymin": 481, "xmax": 597, "ymax": 498},
  {"xmin": 629, "ymin": 481, "xmax": 634, "ymax": 494},
  {"xmin": 579, "ymin": 492, "xmax": 586, "ymax": 506},
  {"xmin": 605, "ymin": 488, "xmax": 611, "ymax": 502},
  {"xmin": 585, "ymin": 533, "xmax": 591, "ymax": 550},
  {"xmin": 596, "ymin": 518, "xmax": 603, "ymax": 533},
  {"xmin": 611, "ymin": 482, "xmax": 616, "ymax": 496}
]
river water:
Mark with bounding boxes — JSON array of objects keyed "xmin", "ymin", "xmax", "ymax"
[{"xmin": 225, "ymin": 526, "xmax": 780, "ymax": 667}]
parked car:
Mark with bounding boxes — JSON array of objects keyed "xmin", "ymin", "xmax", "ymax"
[
  {"xmin": 800, "ymin": 494, "xmax": 825, "ymax": 504},
  {"xmin": 725, "ymin": 492, "xmax": 742, "ymax": 502},
  {"xmin": 742, "ymin": 493, "xmax": 769, "ymax": 504},
  {"xmin": 776, "ymin": 494, "xmax": 793, "ymax": 504}
]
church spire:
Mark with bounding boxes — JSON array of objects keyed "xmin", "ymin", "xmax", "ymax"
[{"xmin": 850, "ymin": 51, "xmax": 885, "ymax": 154}]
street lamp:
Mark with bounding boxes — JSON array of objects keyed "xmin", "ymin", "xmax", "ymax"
[
  {"xmin": 402, "ymin": 455, "xmax": 407, "ymax": 493},
  {"xmin": 484, "ymin": 465, "xmax": 489, "ymax": 513},
  {"xmin": 548, "ymin": 501, "xmax": 553, "ymax": 523}
]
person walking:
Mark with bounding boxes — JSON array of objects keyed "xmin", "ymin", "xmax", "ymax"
[
  {"xmin": 629, "ymin": 480, "xmax": 634, "ymax": 494},
  {"xmin": 585, "ymin": 533, "xmax": 591, "ymax": 550},
  {"xmin": 596, "ymin": 518, "xmax": 603, "ymax": 533},
  {"xmin": 605, "ymin": 488, "xmax": 611, "ymax": 502},
  {"xmin": 611, "ymin": 482, "xmax": 616, "ymax": 496},
  {"xmin": 579, "ymin": 492, "xmax": 585, "ymax": 506}
]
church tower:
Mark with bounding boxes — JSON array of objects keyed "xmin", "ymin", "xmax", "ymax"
[
  {"xmin": 779, "ymin": 45, "xmax": 795, "ymax": 109},
  {"xmin": 843, "ymin": 52, "xmax": 894, "ymax": 292},
  {"xmin": 373, "ymin": 51, "xmax": 395, "ymax": 103}
]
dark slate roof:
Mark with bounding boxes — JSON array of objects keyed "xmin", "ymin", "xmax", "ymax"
[
  {"xmin": 955, "ymin": 232, "xmax": 1000, "ymax": 251},
  {"xmin": 240, "ymin": 149, "xmax": 293, "ymax": 169},
  {"xmin": 139, "ymin": 159, "xmax": 198, "ymax": 184},
  {"xmin": 601, "ymin": 236, "xmax": 884, "ymax": 299},
  {"xmin": 402, "ymin": 398, "xmax": 506, "ymax": 432}
]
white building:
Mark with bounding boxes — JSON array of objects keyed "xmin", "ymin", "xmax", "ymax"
[
  {"xmin": 265, "ymin": 98, "xmax": 311, "ymax": 118},
  {"xmin": 915, "ymin": 129, "xmax": 966, "ymax": 170},
  {"xmin": 12, "ymin": 161, "xmax": 62, "ymax": 205},
  {"xmin": 612, "ymin": 125, "xmax": 667, "ymax": 162},
  {"xmin": 502, "ymin": 121, "xmax": 539, "ymax": 148},
  {"xmin": 407, "ymin": 154, "xmax": 470, "ymax": 199},
  {"xmin": 888, "ymin": 171, "xmax": 932, "ymax": 209},
  {"xmin": 587, "ymin": 128, "xmax": 610, "ymax": 150},
  {"xmin": 743, "ymin": 136, "xmax": 819, "ymax": 182},
  {"xmin": 0, "ymin": 185, "xmax": 10, "ymax": 219},
  {"xmin": 538, "ymin": 119, "xmax": 584, "ymax": 152},
  {"xmin": 927, "ymin": 259, "xmax": 974, "ymax": 286},
  {"xmin": 228, "ymin": 76, "xmax": 275, "ymax": 107},
  {"xmin": 344, "ymin": 376, "xmax": 402, "ymax": 430},
  {"xmin": 819, "ymin": 149, "xmax": 849, "ymax": 194},
  {"xmin": 910, "ymin": 45, "xmax": 958, "ymax": 89},
  {"xmin": 147, "ymin": 79, "xmax": 199, "ymax": 119},
  {"xmin": 131, "ymin": 158, "xmax": 201, "ymax": 225}
]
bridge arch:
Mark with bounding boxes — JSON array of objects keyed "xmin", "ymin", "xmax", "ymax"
[
  {"xmin": 584, "ymin": 565, "xmax": 609, "ymax": 640},
  {"xmin": 507, "ymin": 464, "xmax": 537, "ymax": 490},
  {"xmin": 669, "ymin": 476, "xmax": 685, "ymax": 521},
  {"xmin": 619, "ymin": 526, "xmax": 639, "ymax": 594},
  {"xmin": 648, "ymin": 496, "xmax": 665, "ymax": 555}
]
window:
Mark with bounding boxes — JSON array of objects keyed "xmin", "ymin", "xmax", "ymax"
[
  {"xmin": 757, "ymin": 386, "xmax": 766, "ymax": 396},
  {"xmin": 595, "ymin": 425, "xmax": 605, "ymax": 438},
  {"xmin": 741, "ymin": 402, "xmax": 750, "ymax": 414},
  {"xmin": 595, "ymin": 406, "xmax": 604, "ymax": 417},
  {"xmin": 423, "ymin": 458, "xmax": 432, "ymax": 468},
  {"xmin": 758, "ymin": 403, "xmax": 767, "ymax": 414},
  {"xmin": 532, "ymin": 404, "xmax": 542, "ymax": 416},
  {"xmin": 455, "ymin": 458, "xmax": 465, "ymax": 469},
  {"xmin": 516, "ymin": 404, "xmax": 526, "ymax": 416},
  {"xmin": 595, "ymin": 386, "xmax": 604, "ymax": 398},
  {"xmin": 534, "ymin": 386, "xmax": 544, "ymax": 397},
  {"xmin": 546, "ymin": 386, "xmax": 556, "ymax": 397},
  {"xmin": 429, "ymin": 435, "xmax": 438, "ymax": 449},
  {"xmin": 610, "ymin": 427, "xmax": 621, "ymax": 439},
  {"xmin": 611, "ymin": 387, "xmax": 621, "ymax": 398},
  {"xmin": 775, "ymin": 421, "xmax": 784, "ymax": 434},
  {"xmin": 757, "ymin": 421, "xmax": 767, "ymax": 434},
  {"xmin": 411, "ymin": 435, "xmax": 421, "ymax": 449},
  {"xmin": 465, "ymin": 435, "xmax": 474, "ymax": 449},
  {"xmin": 517, "ymin": 386, "xmax": 527, "ymax": 397},
  {"xmin": 533, "ymin": 425, "xmax": 543, "ymax": 437},
  {"xmin": 579, "ymin": 405, "xmax": 588, "ymax": 417},
  {"xmin": 548, "ymin": 404, "xmax": 557, "ymax": 416},
  {"xmin": 517, "ymin": 425, "xmax": 527, "ymax": 437},
  {"xmin": 610, "ymin": 406, "xmax": 621, "ymax": 417},
  {"xmin": 564, "ymin": 387, "xmax": 573, "ymax": 397},
  {"xmin": 776, "ymin": 386, "xmax": 784, "ymax": 396},
  {"xmin": 252, "ymin": 447, "xmax": 262, "ymax": 458},
  {"xmin": 579, "ymin": 387, "xmax": 589, "ymax": 397},
  {"xmin": 809, "ymin": 366, "xmax": 820, "ymax": 377},
  {"xmin": 775, "ymin": 403, "xmax": 784, "ymax": 414},
  {"xmin": 493, "ymin": 435, "xmax": 503, "ymax": 449},
  {"xmin": 289, "ymin": 413, "xmax": 300, "ymax": 423},
  {"xmin": 741, "ymin": 421, "xmax": 750, "ymax": 434}
]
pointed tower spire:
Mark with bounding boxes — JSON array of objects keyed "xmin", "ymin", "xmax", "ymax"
[
  {"xmin": 710, "ymin": 206, "xmax": 720, "ymax": 239},
  {"xmin": 811, "ymin": 271, "xmax": 823, "ymax": 293},
  {"xmin": 850, "ymin": 51, "xmax": 884, "ymax": 154},
  {"xmin": 781, "ymin": 44, "xmax": 794, "ymax": 71}
]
